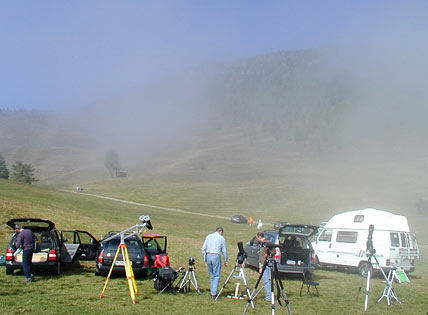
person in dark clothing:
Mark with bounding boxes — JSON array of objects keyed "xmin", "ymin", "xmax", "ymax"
[{"xmin": 15, "ymin": 224, "xmax": 37, "ymax": 282}]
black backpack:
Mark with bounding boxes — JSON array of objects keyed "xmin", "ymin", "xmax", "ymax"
[{"xmin": 154, "ymin": 266, "xmax": 177, "ymax": 292}]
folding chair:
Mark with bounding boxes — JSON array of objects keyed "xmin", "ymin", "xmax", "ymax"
[{"xmin": 300, "ymin": 269, "xmax": 320, "ymax": 297}]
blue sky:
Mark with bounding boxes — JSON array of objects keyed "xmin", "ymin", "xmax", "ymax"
[{"xmin": 0, "ymin": 1, "xmax": 425, "ymax": 110}]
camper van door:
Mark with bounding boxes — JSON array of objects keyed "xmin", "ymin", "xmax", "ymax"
[
  {"xmin": 315, "ymin": 229, "xmax": 333, "ymax": 264},
  {"xmin": 328, "ymin": 230, "xmax": 360, "ymax": 265}
]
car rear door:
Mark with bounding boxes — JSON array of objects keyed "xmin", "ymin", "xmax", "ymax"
[
  {"xmin": 141, "ymin": 236, "xmax": 167, "ymax": 260},
  {"xmin": 60, "ymin": 230, "xmax": 99, "ymax": 262},
  {"xmin": 74, "ymin": 230, "xmax": 100, "ymax": 260},
  {"xmin": 60, "ymin": 231, "xmax": 82, "ymax": 264},
  {"xmin": 244, "ymin": 236, "xmax": 260, "ymax": 267}
]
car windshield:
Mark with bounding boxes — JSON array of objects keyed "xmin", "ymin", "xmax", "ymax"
[{"xmin": 106, "ymin": 238, "xmax": 142, "ymax": 253}]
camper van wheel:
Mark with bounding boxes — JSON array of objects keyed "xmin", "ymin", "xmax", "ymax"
[
  {"xmin": 358, "ymin": 262, "xmax": 372, "ymax": 278},
  {"xmin": 5, "ymin": 266, "xmax": 13, "ymax": 275}
]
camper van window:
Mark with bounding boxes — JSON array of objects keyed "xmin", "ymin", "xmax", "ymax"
[
  {"xmin": 336, "ymin": 231, "xmax": 358, "ymax": 243},
  {"xmin": 318, "ymin": 229, "xmax": 332, "ymax": 242},
  {"xmin": 400, "ymin": 233, "xmax": 408, "ymax": 247},
  {"xmin": 354, "ymin": 215, "xmax": 364, "ymax": 222},
  {"xmin": 390, "ymin": 232, "xmax": 399, "ymax": 247}
]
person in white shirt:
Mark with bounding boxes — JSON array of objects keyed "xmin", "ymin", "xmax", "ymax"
[{"xmin": 201, "ymin": 227, "xmax": 228, "ymax": 299}]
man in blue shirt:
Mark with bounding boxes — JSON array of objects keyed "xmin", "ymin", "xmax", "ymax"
[
  {"xmin": 202, "ymin": 227, "xmax": 228, "ymax": 299},
  {"xmin": 15, "ymin": 224, "xmax": 37, "ymax": 282}
]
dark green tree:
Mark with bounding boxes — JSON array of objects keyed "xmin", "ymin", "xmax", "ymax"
[
  {"xmin": 11, "ymin": 161, "xmax": 37, "ymax": 184},
  {"xmin": 0, "ymin": 154, "xmax": 9, "ymax": 179},
  {"xmin": 104, "ymin": 149, "xmax": 120, "ymax": 177}
]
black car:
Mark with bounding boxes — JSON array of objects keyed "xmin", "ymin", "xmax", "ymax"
[
  {"xmin": 95, "ymin": 233, "xmax": 167, "ymax": 278},
  {"xmin": 244, "ymin": 224, "xmax": 319, "ymax": 274},
  {"xmin": 5, "ymin": 218, "xmax": 99, "ymax": 275},
  {"xmin": 231, "ymin": 215, "xmax": 248, "ymax": 224}
]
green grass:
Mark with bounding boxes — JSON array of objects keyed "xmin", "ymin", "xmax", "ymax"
[{"xmin": 0, "ymin": 180, "xmax": 427, "ymax": 314}]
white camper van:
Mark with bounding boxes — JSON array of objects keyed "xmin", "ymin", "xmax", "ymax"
[{"xmin": 312, "ymin": 208, "xmax": 419, "ymax": 276}]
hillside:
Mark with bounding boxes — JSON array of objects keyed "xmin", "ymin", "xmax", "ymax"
[
  {"xmin": 1, "ymin": 180, "xmax": 427, "ymax": 314},
  {"xmin": 2, "ymin": 49, "xmax": 428, "ymax": 187}
]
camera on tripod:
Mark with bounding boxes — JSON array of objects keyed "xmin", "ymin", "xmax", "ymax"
[{"xmin": 188, "ymin": 257, "xmax": 195, "ymax": 266}]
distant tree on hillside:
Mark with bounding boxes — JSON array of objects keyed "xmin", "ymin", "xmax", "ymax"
[
  {"xmin": 0, "ymin": 154, "xmax": 9, "ymax": 179},
  {"xmin": 11, "ymin": 161, "xmax": 37, "ymax": 184},
  {"xmin": 104, "ymin": 149, "xmax": 120, "ymax": 177}
]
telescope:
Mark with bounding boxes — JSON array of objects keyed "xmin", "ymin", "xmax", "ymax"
[
  {"xmin": 102, "ymin": 215, "xmax": 153, "ymax": 244},
  {"xmin": 366, "ymin": 224, "xmax": 375, "ymax": 256}
]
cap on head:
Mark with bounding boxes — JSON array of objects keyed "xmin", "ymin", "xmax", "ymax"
[{"xmin": 15, "ymin": 224, "xmax": 23, "ymax": 231}]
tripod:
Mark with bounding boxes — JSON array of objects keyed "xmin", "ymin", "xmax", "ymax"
[
  {"xmin": 357, "ymin": 225, "xmax": 401, "ymax": 312},
  {"xmin": 99, "ymin": 215, "xmax": 152, "ymax": 304},
  {"xmin": 243, "ymin": 250, "xmax": 292, "ymax": 315},
  {"xmin": 177, "ymin": 263, "xmax": 201, "ymax": 294},
  {"xmin": 215, "ymin": 254, "xmax": 253, "ymax": 308}
]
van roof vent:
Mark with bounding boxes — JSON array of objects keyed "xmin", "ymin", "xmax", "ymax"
[{"xmin": 354, "ymin": 215, "xmax": 365, "ymax": 223}]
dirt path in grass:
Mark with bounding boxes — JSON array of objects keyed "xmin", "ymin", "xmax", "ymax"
[{"xmin": 61, "ymin": 190, "xmax": 233, "ymax": 221}]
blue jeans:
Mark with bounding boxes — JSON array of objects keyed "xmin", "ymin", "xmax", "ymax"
[
  {"xmin": 262, "ymin": 265, "xmax": 272, "ymax": 301},
  {"xmin": 22, "ymin": 249, "xmax": 33, "ymax": 279},
  {"xmin": 206, "ymin": 254, "xmax": 222, "ymax": 295}
]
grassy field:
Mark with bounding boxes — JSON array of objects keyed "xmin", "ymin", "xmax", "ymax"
[{"xmin": 0, "ymin": 180, "xmax": 427, "ymax": 314}]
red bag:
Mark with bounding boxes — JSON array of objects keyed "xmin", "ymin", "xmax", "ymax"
[{"xmin": 154, "ymin": 254, "xmax": 170, "ymax": 268}]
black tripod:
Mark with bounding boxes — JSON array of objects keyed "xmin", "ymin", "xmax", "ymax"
[
  {"xmin": 243, "ymin": 248, "xmax": 292, "ymax": 315},
  {"xmin": 176, "ymin": 259, "xmax": 201, "ymax": 294},
  {"xmin": 357, "ymin": 225, "xmax": 401, "ymax": 312}
]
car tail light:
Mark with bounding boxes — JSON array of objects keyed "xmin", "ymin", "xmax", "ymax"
[
  {"xmin": 48, "ymin": 249, "xmax": 57, "ymax": 261},
  {"xmin": 311, "ymin": 251, "xmax": 316, "ymax": 262},
  {"xmin": 97, "ymin": 250, "xmax": 104, "ymax": 263},
  {"xmin": 6, "ymin": 248, "xmax": 13, "ymax": 261},
  {"xmin": 386, "ymin": 259, "xmax": 390, "ymax": 266},
  {"xmin": 143, "ymin": 255, "xmax": 149, "ymax": 265}
]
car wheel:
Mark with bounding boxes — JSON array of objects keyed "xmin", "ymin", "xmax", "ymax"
[
  {"xmin": 54, "ymin": 261, "xmax": 61, "ymax": 275},
  {"xmin": 359, "ymin": 262, "xmax": 372, "ymax": 278},
  {"xmin": 139, "ymin": 269, "xmax": 148, "ymax": 279},
  {"xmin": 95, "ymin": 264, "xmax": 102, "ymax": 276},
  {"xmin": 6, "ymin": 266, "xmax": 13, "ymax": 275}
]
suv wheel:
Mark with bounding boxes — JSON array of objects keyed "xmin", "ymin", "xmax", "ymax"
[{"xmin": 6, "ymin": 266, "xmax": 13, "ymax": 275}]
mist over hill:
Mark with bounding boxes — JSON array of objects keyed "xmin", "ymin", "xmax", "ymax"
[{"xmin": 1, "ymin": 46, "xmax": 428, "ymax": 195}]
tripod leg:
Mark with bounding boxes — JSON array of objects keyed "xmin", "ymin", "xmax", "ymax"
[
  {"xmin": 240, "ymin": 269, "xmax": 255, "ymax": 309},
  {"xmin": 191, "ymin": 270, "xmax": 201, "ymax": 294},
  {"xmin": 215, "ymin": 266, "xmax": 237, "ymax": 300},
  {"xmin": 122, "ymin": 245, "xmax": 137, "ymax": 304},
  {"xmin": 178, "ymin": 271, "xmax": 189, "ymax": 292},
  {"xmin": 273, "ymin": 261, "xmax": 292, "ymax": 315},
  {"xmin": 100, "ymin": 244, "xmax": 121, "ymax": 298},
  {"xmin": 364, "ymin": 267, "xmax": 371, "ymax": 312}
]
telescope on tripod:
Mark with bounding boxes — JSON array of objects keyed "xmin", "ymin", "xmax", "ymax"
[
  {"xmin": 215, "ymin": 242, "xmax": 253, "ymax": 305},
  {"xmin": 357, "ymin": 224, "xmax": 401, "ymax": 312},
  {"xmin": 99, "ymin": 215, "xmax": 153, "ymax": 304}
]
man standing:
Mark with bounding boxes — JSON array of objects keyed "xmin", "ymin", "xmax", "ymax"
[
  {"xmin": 202, "ymin": 227, "xmax": 228, "ymax": 299},
  {"xmin": 15, "ymin": 224, "xmax": 36, "ymax": 282},
  {"xmin": 257, "ymin": 232, "xmax": 273, "ymax": 301}
]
